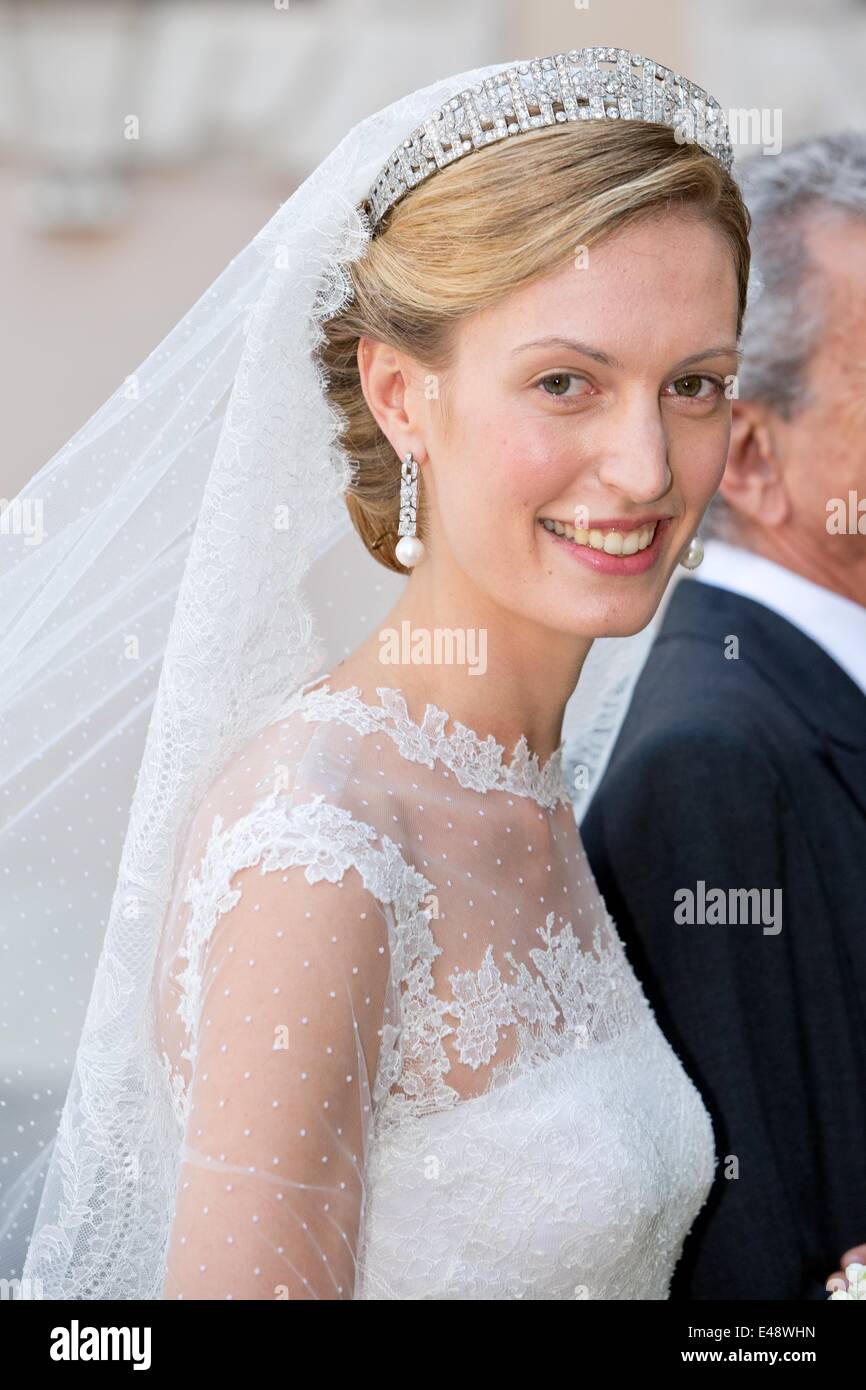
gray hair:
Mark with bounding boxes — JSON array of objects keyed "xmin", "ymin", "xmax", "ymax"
[{"xmin": 704, "ymin": 130, "xmax": 866, "ymax": 538}]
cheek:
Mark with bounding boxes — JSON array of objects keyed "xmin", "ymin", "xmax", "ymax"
[
  {"xmin": 788, "ymin": 356, "xmax": 866, "ymax": 488},
  {"xmin": 468, "ymin": 415, "xmax": 583, "ymax": 513},
  {"xmin": 781, "ymin": 413, "xmax": 852, "ymax": 504},
  {"xmin": 824, "ymin": 392, "xmax": 866, "ymax": 486},
  {"xmin": 433, "ymin": 416, "xmax": 575, "ymax": 580},
  {"xmin": 675, "ymin": 417, "xmax": 731, "ymax": 506},
  {"xmin": 439, "ymin": 408, "xmax": 575, "ymax": 522}
]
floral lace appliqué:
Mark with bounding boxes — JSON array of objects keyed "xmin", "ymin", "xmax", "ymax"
[
  {"xmin": 280, "ymin": 681, "xmax": 570, "ymax": 810},
  {"xmin": 445, "ymin": 912, "xmax": 643, "ymax": 1076},
  {"xmin": 162, "ymin": 790, "xmax": 645, "ymax": 1133}
]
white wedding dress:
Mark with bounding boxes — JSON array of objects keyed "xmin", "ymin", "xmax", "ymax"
[{"xmin": 152, "ymin": 671, "xmax": 716, "ymax": 1300}]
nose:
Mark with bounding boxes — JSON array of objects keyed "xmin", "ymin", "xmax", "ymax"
[{"xmin": 593, "ymin": 391, "xmax": 672, "ymax": 504}]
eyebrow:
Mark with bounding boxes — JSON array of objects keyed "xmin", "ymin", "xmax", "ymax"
[{"xmin": 510, "ymin": 335, "xmax": 744, "ymax": 370}]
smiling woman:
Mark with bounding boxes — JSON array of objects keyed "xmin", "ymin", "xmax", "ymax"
[{"xmin": 6, "ymin": 49, "xmax": 756, "ymax": 1303}]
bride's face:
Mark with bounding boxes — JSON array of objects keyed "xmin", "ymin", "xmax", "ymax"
[{"xmin": 419, "ymin": 209, "xmax": 741, "ymax": 638}]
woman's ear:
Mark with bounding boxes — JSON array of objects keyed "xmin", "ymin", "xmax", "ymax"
[{"xmin": 356, "ymin": 336, "xmax": 426, "ymax": 463}]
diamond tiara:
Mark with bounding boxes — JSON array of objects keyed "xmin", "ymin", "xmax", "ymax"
[{"xmin": 363, "ymin": 47, "xmax": 734, "ymax": 233}]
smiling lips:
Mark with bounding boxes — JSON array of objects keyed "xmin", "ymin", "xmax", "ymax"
[{"xmin": 539, "ymin": 516, "xmax": 660, "ymax": 555}]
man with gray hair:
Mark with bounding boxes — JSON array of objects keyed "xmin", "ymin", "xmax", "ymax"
[{"xmin": 582, "ymin": 132, "xmax": 866, "ymax": 1300}]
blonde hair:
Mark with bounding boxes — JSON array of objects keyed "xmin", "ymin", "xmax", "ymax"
[{"xmin": 317, "ymin": 119, "xmax": 752, "ymax": 574}]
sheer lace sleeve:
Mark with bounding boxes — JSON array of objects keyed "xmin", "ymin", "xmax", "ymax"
[{"xmin": 157, "ymin": 799, "xmax": 391, "ymax": 1301}]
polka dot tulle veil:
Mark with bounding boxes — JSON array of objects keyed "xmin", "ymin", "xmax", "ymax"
[{"xmin": 1, "ymin": 58, "xmax": 527, "ymax": 1295}]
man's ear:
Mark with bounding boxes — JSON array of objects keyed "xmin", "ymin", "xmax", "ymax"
[{"xmin": 720, "ymin": 400, "xmax": 789, "ymax": 528}]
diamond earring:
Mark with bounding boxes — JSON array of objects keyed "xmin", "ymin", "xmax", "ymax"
[
  {"xmin": 680, "ymin": 534, "xmax": 704, "ymax": 570},
  {"xmin": 395, "ymin": 450, "xmax": 425, "ymax": 568}
]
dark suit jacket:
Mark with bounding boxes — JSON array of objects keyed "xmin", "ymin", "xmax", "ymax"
[{"xmin": 581, "ymin": 577, "xmax": 866, "ymax": 1300}]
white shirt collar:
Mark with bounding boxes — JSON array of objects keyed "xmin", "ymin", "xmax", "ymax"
[{"xmin": 693, "ymin": 538, "xmax": 866, "ymax": 698}]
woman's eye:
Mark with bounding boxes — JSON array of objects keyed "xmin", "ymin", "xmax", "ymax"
[
  {"xmin": 537, "ymin": 372, "xmax": 591, "ymax": 400},
  {"xmin": 667, "ymin": 374, "xmax": 722, "ymax": 400}
]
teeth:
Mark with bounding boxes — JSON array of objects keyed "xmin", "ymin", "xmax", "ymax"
[{"xmin": 540, "ymin": 518, "xmax": 659, "ymax": 553}]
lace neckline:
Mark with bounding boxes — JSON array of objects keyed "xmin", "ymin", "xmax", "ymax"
[{"xmin": 282, "ymin": 673, "xmax": 570, "ymax": 810}]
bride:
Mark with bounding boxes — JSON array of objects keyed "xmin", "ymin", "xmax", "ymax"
[{"xmin": 8, "ymin": 48, "xmax": 749, "ymax": 1299}]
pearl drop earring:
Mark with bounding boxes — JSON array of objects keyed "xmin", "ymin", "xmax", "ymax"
[
  {"xmin": 394, "ymin": 450, "xmax": 426, "ymax": 568},
  {"xmin": 680, "ymin": 534, "xmax": 704, "ymax": 570}
]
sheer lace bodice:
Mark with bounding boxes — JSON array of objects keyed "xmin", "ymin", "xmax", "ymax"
[{"xmin": 152, "ymin": 672, "xmax": 715, "ymax": 1299}]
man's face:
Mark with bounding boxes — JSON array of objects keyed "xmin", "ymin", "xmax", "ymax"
[{"xmin": 757, "ymin": 214, "xmax": 866, "ymax": 581}]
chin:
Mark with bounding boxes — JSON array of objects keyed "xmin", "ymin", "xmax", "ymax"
[
  {"xmin": 542, "ymin": 581, "xmax": 669, "ymax": 640},
  {"xmin": 597, "ymin": 612, "xmax": 659, "ymax": 638}
]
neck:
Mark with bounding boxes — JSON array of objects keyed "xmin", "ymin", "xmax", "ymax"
[
  {"xmin": 721, "ymin": 519, "xmax": 866, "ymax": 608},
  {"xmin": 340, "ymin": 562, "xmax": 592, "ymax": 765}
]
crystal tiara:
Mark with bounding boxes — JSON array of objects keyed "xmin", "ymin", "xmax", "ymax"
[{"xmin": 363, "ymin": 47, "xmax": 734, "ymax": 233}]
